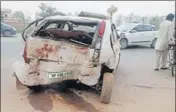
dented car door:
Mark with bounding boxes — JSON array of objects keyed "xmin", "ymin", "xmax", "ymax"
[{"xmin": 108, "ymin": 24, "xmax": 121, "ymax": 69}]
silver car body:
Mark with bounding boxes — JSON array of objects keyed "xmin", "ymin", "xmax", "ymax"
[{"xmin": 117, "ymin": 23, "xmax": 158, "ymax": 46}]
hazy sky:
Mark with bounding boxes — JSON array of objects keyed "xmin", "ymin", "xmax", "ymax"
[{"xmin": 1, "ymin": 1, "xmax": 175, "ymax": 20}]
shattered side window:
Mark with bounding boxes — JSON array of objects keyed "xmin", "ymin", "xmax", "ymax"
[
  {"xmin": 71, "ymin": 22, "xmax": 98, "ymax": 38},
  {"xmin": 23, "ymin": 19, "xmax": 46, "ymax": 40},
  {"xmin": 37, "ymin": 21, "xmax": 98, "ymax": 46},
  {"xmin": 62, "ymin": 24, "xmax": 69, "ymax": 31},
  {"xmin": 73, "ymin": 25, "xmax": 96, "ymax": 33},
  {"xmin": 25, "ymin": 23, "xmax": 36, "ymax": 37},
  {"xmin": 45, "ymin": 23, "xmax": 58, "ymax": 30},
  {"xmin": 42, "ymin": 21, "xmax": 66, "ymax": 31}
]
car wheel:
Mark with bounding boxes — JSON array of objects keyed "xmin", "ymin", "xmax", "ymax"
[
  {"xmin": 112, "ymin": 53, "xmax": 121, "ymax": 75},
  {"xmin": 120, "ymin": 38, "xmax": 128, "ymax": 49},
  {"xmin": 151, "ymin": 38, "xmax": 157, "ymax": 48},
  {"xmin": 27, "ymin": 85, "xmax": 42, "ymax": 92},
  {"xmin": 3, "ymin": 30, "xmax": 11, "ymax": 37},
  {"xmin": 100, "ymin": 72, "xmax": 114, "ymax": 104}
]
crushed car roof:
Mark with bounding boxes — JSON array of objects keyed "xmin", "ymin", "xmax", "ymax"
[
  {"xmin": 78, "ymin": 11, "xmax": 107, "ymax": 20},
  {"xmin": 45, "ymin": 15, "xmax": 106, "ymax": 23}
]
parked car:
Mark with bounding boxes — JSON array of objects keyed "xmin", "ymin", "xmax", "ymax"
[
  {"xmin": 12, "ymin": 14, "xmax": 121, "ymax": 104},
  {"xmin": 1, "ymin": 22, "xmax": 17, "ymax": 37},
  {"xmin": 117, "ymin": 23, "xmax": 158, "ymax": 49}
]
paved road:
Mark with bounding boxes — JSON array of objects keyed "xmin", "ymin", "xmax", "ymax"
[{"xmin": 1, "ymin": 34, "xmax": 175, "ymax": 112}]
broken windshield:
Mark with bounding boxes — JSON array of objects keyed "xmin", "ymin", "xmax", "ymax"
[{"xmin": 35, "ymin": 20, "xmax": 98, "ymax": 46}]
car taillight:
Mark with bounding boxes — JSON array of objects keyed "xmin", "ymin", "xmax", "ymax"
[
  {"xmin": 98, "ymin": 20, "xmax": 106, "ymax": 37},
  {"xmin": 23, "ymin": 42, "xmax": 30, "ymax": 63}
]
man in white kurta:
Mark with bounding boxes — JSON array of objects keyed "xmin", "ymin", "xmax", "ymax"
[{"xmin": 155, "ymin": 14, "xmax": 175, "ymax": 70}]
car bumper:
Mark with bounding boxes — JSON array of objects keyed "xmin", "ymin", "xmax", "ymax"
[{"xmin": 12, "ymin": 61, "xmax": 101, "ymax": 86}]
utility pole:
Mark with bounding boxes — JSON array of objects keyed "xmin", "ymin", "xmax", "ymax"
[{"xmin": 107, "ymin": 5, "xmax": 118, "ymax": 23}]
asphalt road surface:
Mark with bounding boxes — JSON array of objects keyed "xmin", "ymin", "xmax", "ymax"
[{"xmin": 1, "ymin": 34, "xmax": 175, "ymax": 112}]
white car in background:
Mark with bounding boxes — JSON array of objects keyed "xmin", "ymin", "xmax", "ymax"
[{"xmin": 117, "ymin": 23, "xmax": 158, "ymax": 49}]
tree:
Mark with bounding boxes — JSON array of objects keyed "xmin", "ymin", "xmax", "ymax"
[
  {"xmin": 126, "ymin": 13, "xmax": 135, "ymax": 23},
  {"xmin": 13, "ymin": 11, "xmax": 25, "ymax": 21},
  {"xmin": 24, "ymin": 12, "xmax": 32, "ymax": 24},
  {"xmin": 13, "ymin": 11, "xmax": 26, "ymax": 27},
  {"xmin": 134, "ymin": 15, "xmax": 142, "ymax": 23},
  {"xmin": 149, "ymin": 16, "xmax": 162, "ymax": 29},
  {"xmin": 107, "ymin": 5, "xmax": 118, "ymax": 22},
  {"xmin": 37, "ymin": 3, "xmax": 65, "ymax": 18},
  {"xmin": 25, "ymin": 15, "xmax": 32, "ymax": 26},
  {"xmin": 116, "ymin": 14, "xmax": 123, "ymax": 26}
]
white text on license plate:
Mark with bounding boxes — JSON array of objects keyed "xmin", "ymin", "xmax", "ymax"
[{"xmin": 48, "ymin": 71, "xmax": 73, "ymax": 79}]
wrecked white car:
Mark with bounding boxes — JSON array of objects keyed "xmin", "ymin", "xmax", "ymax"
[{"xmin": 12, "ymin": 14, "xmax": 121, "ymax": 103}]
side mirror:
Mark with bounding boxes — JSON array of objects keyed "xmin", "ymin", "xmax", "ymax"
[{"xmin": 130, "ymin": 30, "xmax": 137, "ymax": 33}]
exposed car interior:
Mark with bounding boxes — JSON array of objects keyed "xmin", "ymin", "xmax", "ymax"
[{"xmin": 34, "ymin": 20, "xmax": 98, "ymax": 46}]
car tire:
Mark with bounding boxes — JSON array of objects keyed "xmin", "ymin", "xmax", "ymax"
[
  {"xmin": 113, "ymin": 53, "xmax": 121, "ymax": 75},
  {"xmin": 27, "ymin": 85, "xmax": 42, "ymax": 92},
  {"xmin": 3, "ymin": 30, "xmax": 12, "ymax": 37},
  {"xmin": 151, "ymin": 38, "xmax": 157, "ymax": 48},
  {"xmin": 100, "ymin": 72, "xmax": 114, "ymax": 104},
  {"xmin": 120, "ymin": 38, "xmax": 128, "ymax": 49}
]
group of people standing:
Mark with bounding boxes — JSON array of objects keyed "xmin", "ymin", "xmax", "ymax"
[{"xmin": 155, "ymin": 13, "xmax": 175, "ymax": 71}]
